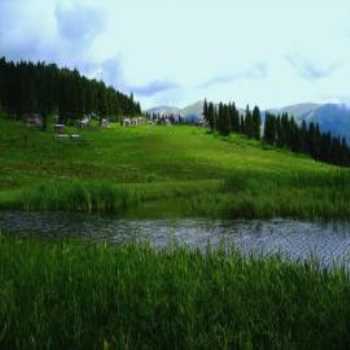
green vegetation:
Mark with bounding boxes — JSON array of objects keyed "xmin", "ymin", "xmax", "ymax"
[
  {"xmin": 204, "ymin": 99, "xmax": 350, "ymax": 167},
  {"xmin": 0, "ymin": 57, "xmax": 141, "ymax": 121},
  {"xmin": 1, "ymin": 114, "xmax": 350, "ymax": 219},
  {"xmin": 1, "ymin": 236, "xmax": 350, "ymax": 349}
]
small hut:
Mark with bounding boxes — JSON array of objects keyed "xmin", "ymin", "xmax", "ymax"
[
  {"xmin": 122, "ymin": 117, "xmax": 131, "ymax": 127},
  {"xmin": 23, "ymin": 113, "xmax": 43, "ymax": 128},
  {"xmin": 54, "ymin": 124, "xmax": 65, "ymax": 134},
  {"xmin": 78, "ymin": 115, "xmax": 91, "ymax": 128},
  {"xmin": 100, "ymin": 118, "xmax": 109, "ymax": 128}
]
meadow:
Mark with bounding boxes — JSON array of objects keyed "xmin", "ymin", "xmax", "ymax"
[
  {"xmin": 2, "ymin": 115, "xmax": 350, "ymax": 349},
  {"xmin": 1, "ymin": 114, "xmax": 350, "ymax": 219},
  {"xmin": 1, "ymin": 236, "xmax": 350, "ymax": 349}
]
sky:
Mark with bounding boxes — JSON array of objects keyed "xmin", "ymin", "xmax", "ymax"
[{"xmin": 1, "ymin": 0, "xmax": 350, "ymax": 110}]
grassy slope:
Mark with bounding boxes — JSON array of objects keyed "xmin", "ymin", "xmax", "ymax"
[{"xmin": 0, "ymin": 115, "xmax": 349, "ymax": 218}]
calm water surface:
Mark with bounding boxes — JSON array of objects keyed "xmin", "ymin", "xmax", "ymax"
[{"xmin": 1, "ymin": 211, "xmax": 350, "ymax": 266}]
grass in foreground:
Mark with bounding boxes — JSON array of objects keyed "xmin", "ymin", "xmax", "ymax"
[
  {"xmin": 1, "ymin": 114, "xmax": 350, "ymax": 219},
  {"xmin": 1, "ymin": 237, "xmax": 350, "ymax": 349}
]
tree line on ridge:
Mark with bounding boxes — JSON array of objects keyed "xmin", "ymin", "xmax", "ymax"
[
  {"xmin": 203, "ymin": 99, "xmax": 350, "ymax": 166},
  {"xmin": 0, "ymin": 57, "xmax": 141, "ymax": 123}
]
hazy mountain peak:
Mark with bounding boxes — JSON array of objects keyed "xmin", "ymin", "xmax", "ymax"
[
  {"xmin": 146, "ymin": 105, "xmax": 181, "ymax": 115},
  {"xmin": 269, "ymin": 102, "xmax": 350, "ymax": 141},
  {"xmin": 146, "ymin": 100, "xmax": 204, "ymax": 122},
  {"xmin": 148, "ymin": 101, "xmax": 350, "ymax": 141}
]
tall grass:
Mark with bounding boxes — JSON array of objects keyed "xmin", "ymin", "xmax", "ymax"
[
  {"xmin": 6, "ymin": 169, "xmax": 350, "ymax": 219},
  {"xmin": 223, "ymin": 168, "xmax": 350, "ymax": 192},
  {"xmin": 1, "ymin": 237, "xmax": 350, "ymax": 349},
  {"xmin": 218, "ymin": 168, "xmax": 350, "ymax": 219},
  {"xmin": 19, "ymin": 181, "xmax": 137, "ymax": 214}
]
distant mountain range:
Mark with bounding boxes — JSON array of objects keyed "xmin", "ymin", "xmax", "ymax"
[
  {"xmin": 268, "ymin": 103, "xmax": 350, "ymax": 141},
  {"xmin": 147, "ymin": 101, "xmax": 350, "ymax": 141},
  {"xmin": 146, "ymin": 101, "xmax": 204, "ymax": 123}
]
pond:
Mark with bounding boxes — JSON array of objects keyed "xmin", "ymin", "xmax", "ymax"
[{"xmin": 1, "ymin": 211, "xmax": 350, "ymax": 267}]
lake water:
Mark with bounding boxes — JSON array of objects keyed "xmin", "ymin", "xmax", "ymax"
[{"xmin": 1, "ymin": 211, "xmax": 350, "ymax": 267}]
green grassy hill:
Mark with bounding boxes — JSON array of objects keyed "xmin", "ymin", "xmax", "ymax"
[{"xmin": 1, "ymin": 114, "xmax": 349, "ymax": 218}]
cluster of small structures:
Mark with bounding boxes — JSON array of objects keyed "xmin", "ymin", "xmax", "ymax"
[
  {"xmin": 19, "ymin": 112, "xmax": 111, "ymax": 142},
  {"xmin": 21, "ymin": 113, "xmax": 110, "ymax": 129},
  {"xmin": 121, "ymin": 114, "xmax": 181, "ymax": 127},
  {"xmin": 121, "ymin": 116, "xmax": 147, "ymax": 127},
  {"xmin": 120, "ymin": 113, "xmax": 207, "ymax": 128},
  {"xmin": 21, "ymin": 111, "xmax": 206, "ymax": 135},
  {"xmin": 147, "ymin": 113, "xmax": 179, "ymax": 125}
]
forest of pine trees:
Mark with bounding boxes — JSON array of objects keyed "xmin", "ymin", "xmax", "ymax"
[
  {"xmin": 203, "ymin": 99, "xmax": 350, "ymax": 167},
  {"xmin": 264, "ymin": 112, "xmax": 350, "ymax": 166},
  {"xmin": 0, "ymin": 57, "xmax": 141, "ymax": 122},
  {"xmin": 203, "ymin": 100, "xmax": 261, "ymax": 140}
]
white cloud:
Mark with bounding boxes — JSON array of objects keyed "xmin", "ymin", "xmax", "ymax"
[{"xmin": 1, "ymin": 0, "xmax": 350, "ymax": 109}]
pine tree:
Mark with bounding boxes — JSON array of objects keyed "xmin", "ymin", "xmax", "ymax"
[
  {"xmin": 217, "ymin": 102, "xmax": 224, "ymax": 135},
  {"xmin": 240, "ymin": 115, "xmax": 245, "ymax": 134},
  {"xmin": 203, "ymin": 99, "xmax": 208, "ymax": 124},
  {"xmin": 207, "ymin": 102, "xmax": 215, "ymax": 131},
  {"xmin": 230, "ymin": 102, "xmax": 240, "ymax": 133},
  {"xmin": 264, "ymin": 113, "xmax": 276, "ymax": 145},
  {"xmin": 244, "ymin": 105, "xmax": 252, "ymax": 138},
  {"xmin": 252, "ymin": 106, "xmax": 261, "ymax": 140},
  {"xmin": 222, "ymin": 104, "xmax": 231, "ymax": 135}
]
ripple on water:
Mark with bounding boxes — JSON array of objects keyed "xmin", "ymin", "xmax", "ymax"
[{"xmin": 1, "ymin": 211, "xmax": 350, "ymax": 267}]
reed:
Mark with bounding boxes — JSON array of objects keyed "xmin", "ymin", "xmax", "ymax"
[
  {"xmin": 20, "ymin": 181, "xmax": 135, "ymax": 214},
  {"xmin": 221, "ymin": 169, "xmax": 350, "ymax": 219},
  {"xmin": 1, "ymin": 237, "xmax": 350, "ymax": 349}
]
